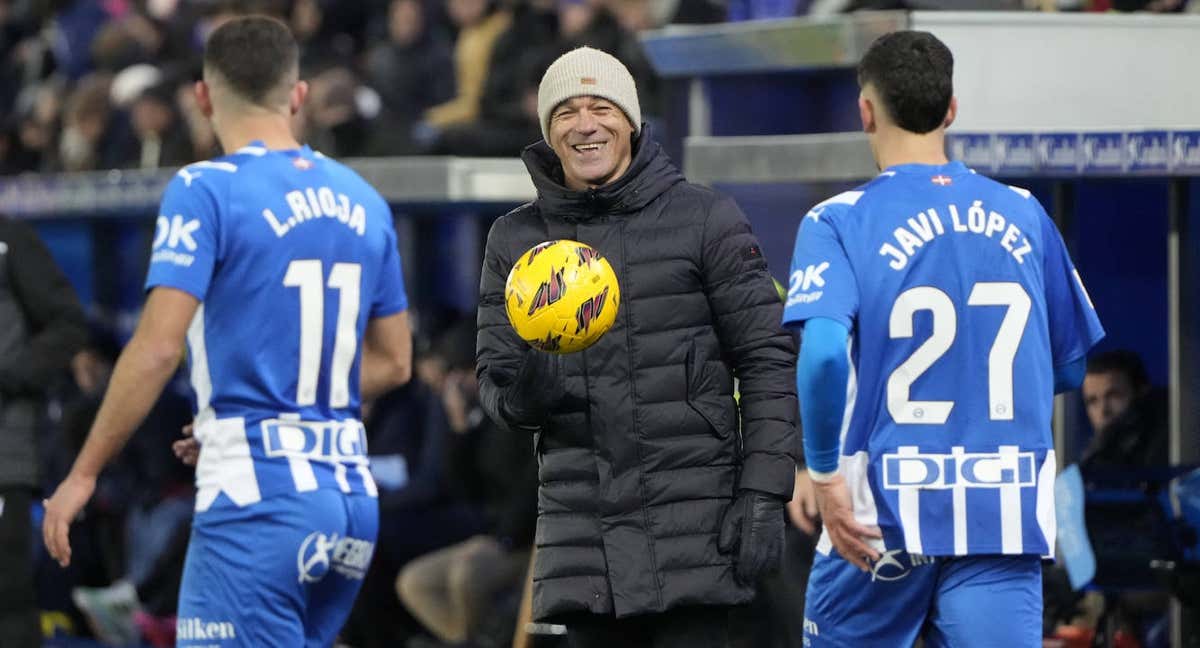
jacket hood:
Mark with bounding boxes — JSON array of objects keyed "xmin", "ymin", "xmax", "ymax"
[{"xmin": 521, "ymin": 123, "xmax": 683, "ymax": 221}]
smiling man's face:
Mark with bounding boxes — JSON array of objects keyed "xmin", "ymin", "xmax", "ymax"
[{"xmin": 548, "ymin": 95, "xmax": 635, "ymax": 191}]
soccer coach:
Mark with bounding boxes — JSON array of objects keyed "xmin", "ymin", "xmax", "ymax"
[{"xmin": 474, "ymin": 46, "xmax": 799, "ymax": 647}]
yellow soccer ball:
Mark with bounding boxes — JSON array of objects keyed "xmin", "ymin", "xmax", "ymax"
[{"xmin": 504, "ymin": 240, "xmax": 620, "ymax": 354}]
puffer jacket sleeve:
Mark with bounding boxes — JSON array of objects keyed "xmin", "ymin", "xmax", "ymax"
[
  {"xmin": 700, "ymin": 194, "xmax": 799, "ymax": 499},
  {"xmin": 476, "ymin": 213, "xmax": 527, "ymax": 433}
]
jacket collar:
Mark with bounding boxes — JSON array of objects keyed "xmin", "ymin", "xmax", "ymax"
[{"xmin": 521, "ymin": 123, "xmax": 683, "ymax": 222}]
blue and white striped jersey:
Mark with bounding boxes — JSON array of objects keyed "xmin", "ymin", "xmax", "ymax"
[
  {"xmin": 783, "ymin": 161, "xmax": 1104, "ymax": 557},
  {"xmin": 146, "ymin": 141, "xmax": 408, "ymax": 511}
]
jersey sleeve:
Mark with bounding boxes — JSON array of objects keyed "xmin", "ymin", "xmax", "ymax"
[
  {"xmin": 144, "ymin": 172, "xmax": 220, "ymax": 300},
  {"xmin": 371, "ymin": 212, "xmax": 409, "ymax": 318},
  {"xmin": 782, "ymin": 207, "xmax": 859, "ymax": 331},
  {"xmin": 1040, "ymin": 207, "xmax": 1105, "ymax": 366}
]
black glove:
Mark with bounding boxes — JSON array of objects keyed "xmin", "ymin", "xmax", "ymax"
[
  {"xmin": 499, "ymin": 350, "xmax": 564, "ymax": 428},
  {"xmin": 718, "ymin": 488, "xmax": 785, "ymax": 584}
]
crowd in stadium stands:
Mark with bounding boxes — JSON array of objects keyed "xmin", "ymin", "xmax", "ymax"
[
  {"xmin": 0, "ymin": 0, "xmax": 666, "ymax": 174},
  {"xmin": 0, "ymin": 0, "xmax": 1197, "ymax": 177}
]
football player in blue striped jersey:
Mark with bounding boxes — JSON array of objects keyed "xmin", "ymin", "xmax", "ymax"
[
  {"xmin": 44, "ymin": 16, "xmax": 412, "ymax": 647},
  {"xmin": 784, "ymin": 31, "xmax": 1103, "ymax": 647}
]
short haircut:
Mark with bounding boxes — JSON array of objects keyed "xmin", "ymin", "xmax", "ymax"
[
  {"xmin": 203, "ymin": 16, "xmax": 298, "ymax": 107},
  {"xmin": 1086, "ymin": 349, "xmax": 1150, "ymax": 390},
  {"xmin": 857, "ymin": 31, "xmax": 954, "ymax": 135}
]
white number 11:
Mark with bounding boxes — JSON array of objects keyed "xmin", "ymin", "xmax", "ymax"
[
  {"xmin": 887, "ymin": 281, "xmax": 1031, "ymax": 424},
  {"xmin": 283, "ymin": 260, "xmax": 362, "ymax": 408}
]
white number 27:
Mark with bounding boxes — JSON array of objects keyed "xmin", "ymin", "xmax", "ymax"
[
  {"xmin": 887, "ymin": 282, "xmax": 1031, "ymax": 424},
  {"xmin": 283, "ymin": 260, "xmax": 362, "ymax": 408}
]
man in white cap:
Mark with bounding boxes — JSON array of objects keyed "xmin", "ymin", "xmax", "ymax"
[{"xmin": 475, "ymin": 46, "xmax": 799, "ymax": 646}]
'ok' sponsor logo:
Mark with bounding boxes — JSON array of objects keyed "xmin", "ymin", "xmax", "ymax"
[
  {"xmin": 151, "ymin": 214, "xmax": 201, "ymax": 268},
  {"xmin": 787, "ymin": 262, "xmax": 829, "ymax": 306}
]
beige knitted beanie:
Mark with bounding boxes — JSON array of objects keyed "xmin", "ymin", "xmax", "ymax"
[{"xmin": 537, "ymin": 46, "xmax": 641, "ymax": 143}]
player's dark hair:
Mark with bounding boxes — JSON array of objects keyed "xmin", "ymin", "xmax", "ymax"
[
  {"xmin": 203, "ymin": 15, "xmax": 298, "ymax": 106},
  {"xmin": 1086, "ymin": 350, "xmax": 1151, "ymax": 391},
  {"xmin": 857, "ymin": 31, "xmax": 954, "ymax": 135}
]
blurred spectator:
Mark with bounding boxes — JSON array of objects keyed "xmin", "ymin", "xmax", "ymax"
[
  {"xmin": 363, "ymin": 0, "xmax": 456, "ymax": 155},
  {"xmin": 54, "ymin": 337, "xmax": 193, "ymax": 646},
  {"xmin": 0, "ymin": 1, "xmax": 41, "ymax": 119},
  {"xmin": 429, "ymin": 0, "xmax": 558, "ymax": 156},
  {"xmin": 1043, "ymin": 350, "xmax": 1172, "ymax": 648},
  {"xmin": 50, "ymin": 0, "xmax": 128, "ymax": 80},
  {"xmin": 127, "ymin": 80, "xmax": 195, "ymax": 169},
  {"xmin": 291, "ymin": 0, "xmax": 370, "ymax": 69},
  {"xmin": 0, "ymin": 215, "xmax": 88, "ymax": 648},
  {"xmin": 303, "ymin": 65, "xmax": 376, "ymax": 158},
  {"xmin": 104, "ymin": 63, "xmax": 196, "ymax": 169},
  {"xmin": 558, "ymin": 0, "xmax": 662, "ymax": 125},
  {"xmin": 109, "ymin": 62, "xmax": 162, "ymax": 109},
  {"xmin": 416, "ymin": 0, "xmax": 512, "ymax": 145},
  {"xmin": 291, "ymin": 0, "xmax": 326, "ymax": 63},
  {"xmin": 1079, "ymin": 349, "xmax": 1168, "ymax": 473},
  {"xmin": 58, "ymin": 72, "xmax": 137, "ymax": 171},
  {"xmin": 90, "ymin": 13, "xmax": 166, "ymax": 74},
  {"xmin": 608, "ymin": 0, "xmax": 659, "ymax": 30},
  {"xmin": 396, "ymin": 320, "xmax": 538, "ymax": 647},
  {"xmin": 2, "ymin": 78, "xmax": 64, "ymax": 174}
]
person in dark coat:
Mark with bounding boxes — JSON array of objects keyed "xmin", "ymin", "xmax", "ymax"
[
  {"xmin": 362, "ymin": 0, "xmax": 456, "ymax": 155},
  {"xmin": 0, "ymin": 216, "xmax": 88, "ymax": 647},
  {"xmin": 1079, "ymin": 349, "xmax": 1168, "ymax": 474},
  {"xmin": 428, "ymin": 0, "xmax": 558, "ymax": 157},
  {"xmin": 475, "ymin": 46, "xmax": 799, "ymax": 648}
]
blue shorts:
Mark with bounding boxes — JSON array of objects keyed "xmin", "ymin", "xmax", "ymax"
[
  {"xmin": 177, "ymin": 490, "xmax": 378, "ymax": 647},
  {"xmin": 803, "ymin": 549, "xmax": 1042, "ymax": 648}
]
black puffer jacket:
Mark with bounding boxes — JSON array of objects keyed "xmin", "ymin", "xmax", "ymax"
[{"xmin": 476, "ymin": 129, "xmax": 798, "ymax": 620}]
